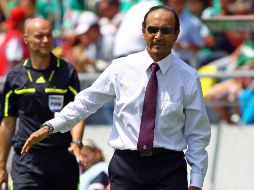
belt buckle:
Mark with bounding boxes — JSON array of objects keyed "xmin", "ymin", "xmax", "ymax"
[{"xmin": 141, "ymin": 151, "xmax": 153, "ymax": 157}]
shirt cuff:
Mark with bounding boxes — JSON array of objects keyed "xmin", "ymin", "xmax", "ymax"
[
  {"xmin": 47, "ymin": 114, "xmax": 67, "ymax": 133},
  {"xmin": 190, "ymin": 172, "xmax": 204, "ymax": 189}
]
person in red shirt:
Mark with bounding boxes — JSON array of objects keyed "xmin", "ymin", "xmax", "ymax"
[{"xmin": 0, "ymin": 6, "xmax": 29, "ymax": 76}]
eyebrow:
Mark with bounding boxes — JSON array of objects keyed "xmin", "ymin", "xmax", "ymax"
[{"xmin": 147, "ymin": 25, "xmax": 173, "ymax": 28}]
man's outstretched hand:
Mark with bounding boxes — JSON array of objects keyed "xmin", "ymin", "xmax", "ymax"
[{"xmin": 21, "ymin": 126, "xmax": 48, "ymax": 154}]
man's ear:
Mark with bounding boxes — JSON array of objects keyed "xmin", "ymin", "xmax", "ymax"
[
  {"xmin": 174, "ymin": 29, "xmax": 180, "ymax": 42},
  {"xmin": 23, "ymin": 34, "xmax": 28, "ymax": 44},
  {"xmin": 142, "ymin": 27, "xmax": 146, "ymax": 38}
]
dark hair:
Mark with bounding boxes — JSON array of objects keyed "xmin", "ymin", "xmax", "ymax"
[{"xmin": 142, "ymin": 5, "xmax": 180, "ymax": 32}]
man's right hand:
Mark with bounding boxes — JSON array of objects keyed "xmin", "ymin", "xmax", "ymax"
[
  {"xmin": 0, "ymin": 168, "xmax": 8, "ymax": 190},
  {"xmin": 21, "ymin": 126, "xmax": 48, "ymax": 154}
]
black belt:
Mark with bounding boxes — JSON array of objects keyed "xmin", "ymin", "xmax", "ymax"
[{"xmin": 115, "ymin": 148, "xmax": 182, "ymax": 157}]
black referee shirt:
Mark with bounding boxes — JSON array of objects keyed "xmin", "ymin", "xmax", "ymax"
[{"xmin": 0, "ymin": 53, "xmax": 80, "ymax": 150}]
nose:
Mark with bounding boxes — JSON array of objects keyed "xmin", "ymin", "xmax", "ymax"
[
  {"xmin": 42, "ymin": 36, "xmax": 50, "ymax": 43},
  {"xmin": 154, "ymin": 30, "xmax": 163, "ymax": 38}
]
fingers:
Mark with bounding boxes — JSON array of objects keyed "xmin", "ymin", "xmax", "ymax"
[
  {"xmin": 21, "ymin": 128, "xmax": 48, "ymax": 154},
  {"xmin": 0, "ymin": 171, "xmax": 8, "ymax": 190},
  {"xmin": 188, "ymin": 186, "xmax": 201, "ymax": 190},
  {"xmin": 67, "ymin": 146, "xmax": 73, "ymax": 153},
  {"xmin": 1, "ymin": 182, "xmax": 8, "ymax": 190},
  {"xmin": 21, "ymin": 135, "xmax": 35, "ymax": 154},
  {"xmin": 68, "ymin": 144, "xmax": 83, "ymax": 165},
  {"xmin": 77, "ymin": 154, "xmax": 84, "ymax": 165},
  {"xmin": 21, "ymin": 139, "xmax": 32, "ymax": 154},
  {"xmin": 68, "ymin": 143, "xmax": 80, "ymax": 156}
]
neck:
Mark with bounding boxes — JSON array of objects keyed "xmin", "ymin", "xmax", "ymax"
[
  {"xmin": 30, "ymin": 53, "xmax": 51, "ymax": 70},
  {"xmin": 151, "ymin": 53, "xmax": 169, "ymax": 62}
]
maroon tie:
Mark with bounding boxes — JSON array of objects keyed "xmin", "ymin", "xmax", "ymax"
[{"xmin": 137, "ymin": 63, "xmax": 160, "ymax": 154}]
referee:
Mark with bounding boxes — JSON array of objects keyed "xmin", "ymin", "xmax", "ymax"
[{"xmin": 0, "ymin": 18, "xmax": 85, "ymax": 190}]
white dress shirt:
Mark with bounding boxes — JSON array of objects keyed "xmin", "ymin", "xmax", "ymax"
[{"xmin": 49, "ymin": 50, "xmax": 211, "ymax": 188}]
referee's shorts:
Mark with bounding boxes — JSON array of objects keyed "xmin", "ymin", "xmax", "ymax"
[{"xmin": 11, "ymin": 147, "xmax": 79, "ymax": 190}]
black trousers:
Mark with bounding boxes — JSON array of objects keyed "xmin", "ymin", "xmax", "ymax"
[
  {"xmin": 108, "ymin": 149, "xmax": 188, "ymax": 190},
  {"xmin": 11, "ymin": 148, "xmax": 79, "ymax": 190}
]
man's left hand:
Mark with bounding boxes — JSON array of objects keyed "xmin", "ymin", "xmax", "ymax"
[{"xmin": 68, "ymin": 143, "xmax": 84, "ymax": 164}]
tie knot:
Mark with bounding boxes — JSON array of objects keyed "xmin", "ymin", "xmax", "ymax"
[{"xmin": 150, "ymin": 63, "xmax": 159, "ymax": 73}]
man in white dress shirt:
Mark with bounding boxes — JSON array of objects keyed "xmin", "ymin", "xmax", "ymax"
[{"xmin": 22, "ymin": 5, "xmax": 211, "ymax": 190}]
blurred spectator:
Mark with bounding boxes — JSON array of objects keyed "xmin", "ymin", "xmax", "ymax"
[
  {"xmin": 53, "ymin": 11, "xmax": 101, "ymax": 73},
  {"xmin": 238, "ymin": 67, "xmax": 254, "ymax": 124},
  {"xmin": 19, "ymin": 0, "xmax": 37, "ymax": 18},
  {"xmin": 71, "ymin": 11, "xmax": 107, "ymax": 73},
  {"xmin": 0, "ymin": 2, "xmax": 5, "ymax": 23},
  {"xmin": 196, "ymin": 0, "xmax": 244, "ymax": 68},
  {"xmin": 61, "ymin": 0, "xmax": 86, "ymax": 38},
  {"xmin": 207, "ymin": 32, "xmax": 254, "ymax": 124},
  {"xmin": 231, "ymin": 0, "xmax": 254, "ymax": 15},
  {"xmin": 187, "ymin": 0, "xmax": 207, "ymax": 18},
  {"xmin": 73, "ymin": 11, "xmax": 114, "ymax": 125},
  {"xmin": 96, "ymin": 0, "xmax": 122, "ymax": 25},
  {"xmin": 0, "ymin": 6, "xmax": 29, "ymax": 76},
  {"xmin": 0, "ymin": 4, "xmax": 6, "ymax": 32},
  {"xmin": 201, "ymin": 0, "xmax": 252, "ymax": 19},
  {"xmin": 95, "ymin": 0, "xmax": 122, "ymax": 63},
  {"xmin": 79, "ymin": 139, "xmax": 109, "ymax": 190},
  {"xmin": 202, "ymin": 0, "xmax": 224, "ymax": 17},
  {"xmin": 167, "ymin": 0, "xmax": 204, "ymax": 66},
  {"xmin": 0, "ymin": 0, "xmax": 18, "ymax": 17}
]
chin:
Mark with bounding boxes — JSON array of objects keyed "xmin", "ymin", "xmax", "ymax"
[
  {"xmin": 40, "ymin": 51, "xmax": 51, "ymax": 56},
  {"xmin": 152, "ymin": 50, "xmax": 163, "ymax": 57}
]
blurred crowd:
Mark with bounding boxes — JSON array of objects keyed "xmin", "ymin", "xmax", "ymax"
[{"xmin": 1, "ymin": 0, "xmax": 254, "ymax": 125}]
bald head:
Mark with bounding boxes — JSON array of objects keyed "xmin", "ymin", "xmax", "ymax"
[
  {"xmin": 24, "ymin": 17, "xmax": 53, "ymax": 57},
  {"xmin": 24, "ymin": 17, "xmax": 52, "ymax": 35}
]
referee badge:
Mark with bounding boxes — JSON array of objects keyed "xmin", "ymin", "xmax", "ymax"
[{"xmin": 48, "ymin": 95, "xmax": 64, "ymax": 112}]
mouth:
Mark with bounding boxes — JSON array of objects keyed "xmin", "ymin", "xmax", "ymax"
[
  {"xmin": 40, "ymin": 46, "xmax": 51, "ymax": 50},
  {"xmin": 153, "ymin": 43, "xmax": 165, "ymax": 48}
]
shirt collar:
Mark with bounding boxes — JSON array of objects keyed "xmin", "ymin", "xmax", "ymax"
[
  {"xmin": 142, "ymin": 49, "xmax": 174, "ymax": 74},
  {"xmin": 23, "ymin": 53, "xmax": 58, "ymax": 69}
]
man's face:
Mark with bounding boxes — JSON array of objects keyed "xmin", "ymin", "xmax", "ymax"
[
  {"xmin": 142, "ymin": 9, "xmax": 179, "ymax": 62},
  {"xmin": 25, "ymin": 21, "xmax": 53, "ymax": 56}
]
